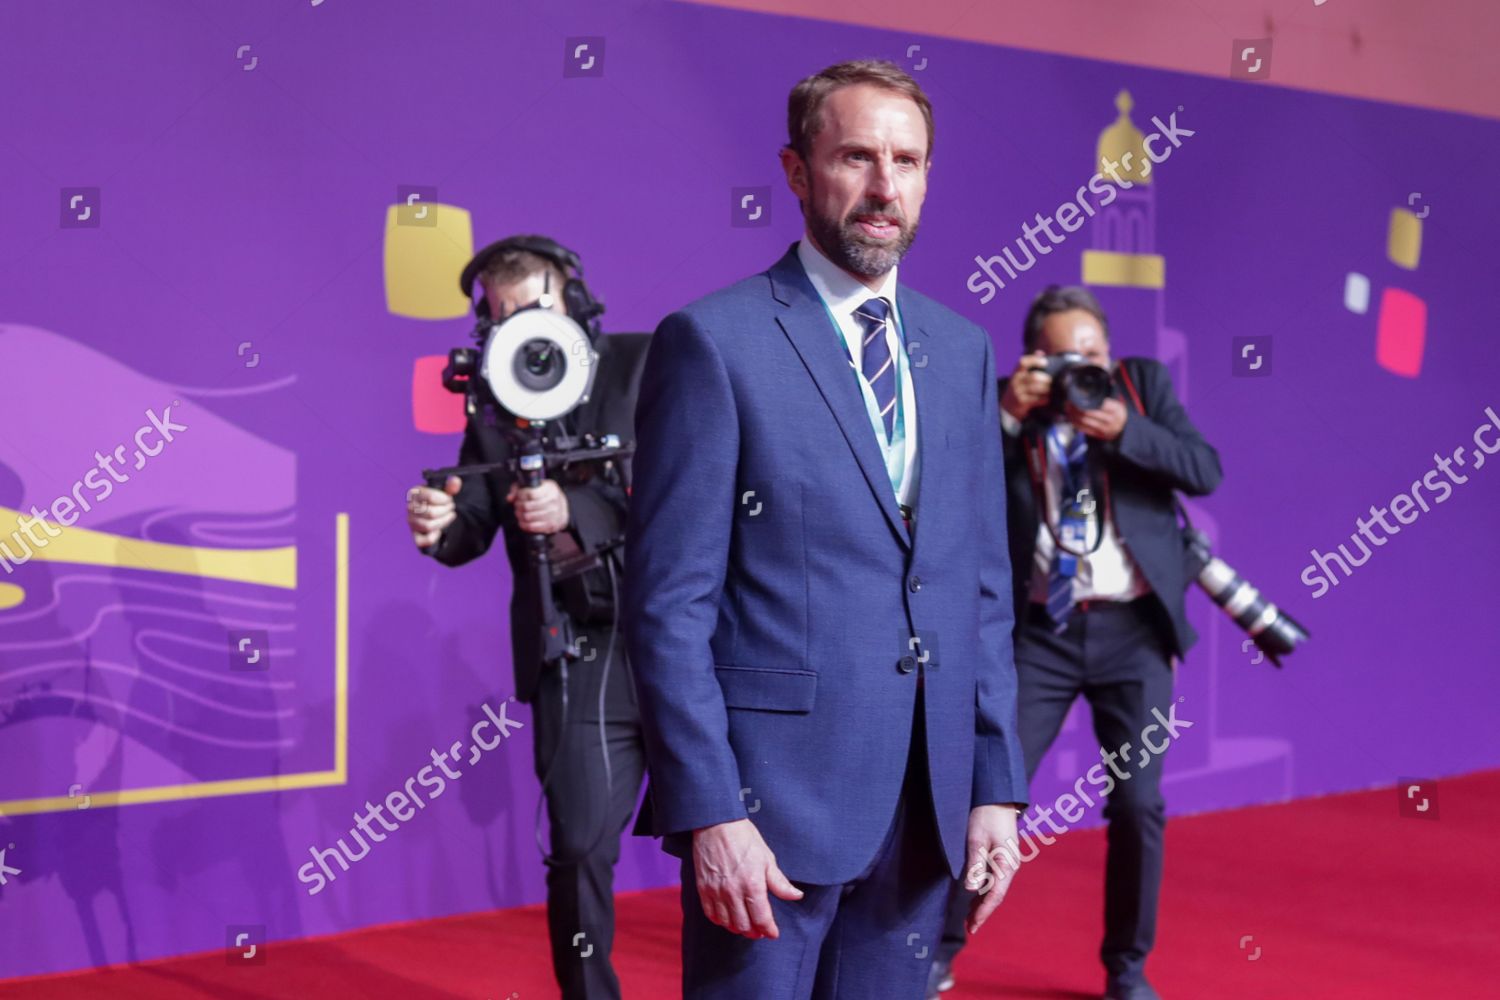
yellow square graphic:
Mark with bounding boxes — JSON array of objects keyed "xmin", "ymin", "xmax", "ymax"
[
  {"xmin": 383, "ymin": 203, "xmax": 475, "ymax": 319},
  {"xmin": 1387, "ymin": 208, "xmax": 1422, "ymax": 270}
]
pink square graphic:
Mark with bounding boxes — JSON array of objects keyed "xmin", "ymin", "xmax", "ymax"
[
  {"xmin": 412, "ymin": 355, "xmax": 465, "ymax": 434},
  {"xmin": 1375, "ymin": 287, "xmax": 1427, "ymax": 378}
]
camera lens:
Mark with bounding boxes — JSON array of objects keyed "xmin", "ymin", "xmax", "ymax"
[
  {"xmin": 1066, "ymin": 366, "xmax": 1112, "ymax": 410},
  {"xmin": 1194, "ymin": 548, "xmax": 1310, "ymax": 666},
  {"xmin": 514, "ymin": 338, "xmax": 567, "ymax": 392},
  {"xmin": 525, "ymin": 345, "xmax": 552, "ymax": 376},
  {"xmin": 1048, "ymin": 357, "xmax": 1111, "ymax": 412}
]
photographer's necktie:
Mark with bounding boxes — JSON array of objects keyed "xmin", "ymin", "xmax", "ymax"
[
  {"xmin": 1045, "ymin": 426, "xmax": 1090, "ymax": 631},
  {"xmin": 853, "ymin": 297, "xmax": 896, "ymax": 442}
]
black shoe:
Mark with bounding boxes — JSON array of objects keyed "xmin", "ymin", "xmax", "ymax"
[
  {"xmin": 925, "ymin": 958, "xmax": 955, "ymax": 999},
  {"xmin": 1103, "ymin": 977, "xmax": 1160, "ymax": 1000}
]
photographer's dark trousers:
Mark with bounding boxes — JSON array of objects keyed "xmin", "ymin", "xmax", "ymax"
[
  {"xmin": 938, "ymin": 597, "xmax": 1175, "ymax": 985},
  {"xmin": 530, "ymin": 626, "xmax": 646, "ymax": 1000}
]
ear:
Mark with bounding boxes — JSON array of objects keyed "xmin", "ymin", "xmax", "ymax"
[{"xmin": 779, "ymin": 146, "xmax": 809, "ymax": 203}]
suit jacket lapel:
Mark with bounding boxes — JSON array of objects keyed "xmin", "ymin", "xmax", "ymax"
[{"xmin": 769, "ymin": 246, "xmax": 910, "ymax": 547}]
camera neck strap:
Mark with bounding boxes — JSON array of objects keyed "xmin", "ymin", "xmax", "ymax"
[
  {"xmin": 1023, "ymin": 422, "xmax": 1110, "ymax": 559},
  {"xmin": 1115, "ymin": 360, "xmax": 1146, "ymax": 415},
  {"xmin": 1113, "ymin": 360, "xmax": 1194, "ymax": 531}
]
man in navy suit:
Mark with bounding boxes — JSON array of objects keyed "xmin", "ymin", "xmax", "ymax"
[{"xmin": 625, "ymin": 60, "xmax": 1029, "ymax": 998}]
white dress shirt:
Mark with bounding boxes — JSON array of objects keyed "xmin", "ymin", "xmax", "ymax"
[
  {"xmin": 797, "ymin": 238, "xmax": 920, "ymax": 509},
  {"xmin": 1001, "ymin": 408, "xmax": 1148, "ymax": 603}
]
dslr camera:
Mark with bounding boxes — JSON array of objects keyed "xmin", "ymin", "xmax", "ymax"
[{"xmin": 1028, "ymin": 352, "xmax": 1113, "ymax": 413}]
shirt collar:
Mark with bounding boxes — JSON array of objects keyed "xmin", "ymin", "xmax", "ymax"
[{"xmin": 797, "ymin": 236, "xmax": 899, "ymax": 320}]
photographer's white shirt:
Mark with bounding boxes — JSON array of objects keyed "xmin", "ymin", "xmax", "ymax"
[{"xmin": 1002, "ymin": 411, "xmax": 1149, "ymax": 604}]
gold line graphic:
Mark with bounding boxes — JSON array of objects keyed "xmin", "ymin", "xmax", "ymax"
[
  {"xmin": 0, "ymin": 513, "xmax": 349, "ymax": 817},
  {"xmin": 1081, "ymin": 249, "xmax": 1166, "ymax": 289},
  {"xmin": 334, "ymin": 511, "xmax": 348, "ymax": 779},
  {"xmin": 0, "ymin": 505, "xmax": 295, "ymax": 589}
]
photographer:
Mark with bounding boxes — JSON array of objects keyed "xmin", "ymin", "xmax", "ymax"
[
  {"xmin": 405, "ymin": 236, "xmax": 649, "ymax": 1000},
  {"xmin": 931, "ymin": 286, "xmax": 1221, "ymax": 1000}
]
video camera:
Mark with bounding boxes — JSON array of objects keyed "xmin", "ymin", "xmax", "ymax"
[{"xmin": 421, "ymin": 239, "xmax": 629, "ymax": 669}]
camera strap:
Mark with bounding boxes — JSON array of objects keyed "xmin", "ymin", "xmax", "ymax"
[
  {"xmin": 1049, "ymin": 426, "xmax": 1090, "ymax": 577},
  {"xmin": 1024, "ymin": 425, "xmax": 1110, "ymax": 559},
  {"xmin": 1115, "ymin": 360, "xmax": 1145, "ymax": 415},
  {"xmin": 1114, "ymin": 361, "xmax": 1194, "ymax": 531}
]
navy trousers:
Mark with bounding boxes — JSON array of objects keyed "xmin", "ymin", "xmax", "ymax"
[
  {"xmin": 938, "ymin": 597, "xmax": 1176, "ymax": 985},
  {"xmin": 680, "ymin": 690, "xmax": 952, "ymax": 999}
]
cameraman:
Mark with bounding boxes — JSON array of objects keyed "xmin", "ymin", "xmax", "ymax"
[
  {"xmin": 405, "ymin": 236, "xmax": 649, "ymax": 1000},
  {"xmin": 932, "ymin": 286, "xmax": 1221, "ymax": 1000}
]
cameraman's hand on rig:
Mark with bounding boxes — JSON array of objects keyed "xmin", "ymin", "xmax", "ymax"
[
  {"xmin": 505, "ymin": 479, "xmax": 571, "ymax": 535},
  {"xmin": 407, "ymin": 475, "xmax": 462, "ymax": 550},
  {"xmin": 406, "ymin": 476, "xmax": 572, "ymax": 549}
]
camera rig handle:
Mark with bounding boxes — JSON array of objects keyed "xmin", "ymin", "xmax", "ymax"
[{"xmin": 419, "ymin": 434, "xmax": 633, "ymax": 670}]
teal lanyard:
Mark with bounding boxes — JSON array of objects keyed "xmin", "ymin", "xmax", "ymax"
[{"xmin": 817, "ymin": 298, "xmax": 909, "ymax": 497}]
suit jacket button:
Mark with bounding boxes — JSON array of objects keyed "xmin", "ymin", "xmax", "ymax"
[
  {"xmin": 898, "ymin": 655, "xmax": 917, "ymax": 674},
  {"xmin": 908, "ymin": 576, "xmax": 923, "ymax": 593}
]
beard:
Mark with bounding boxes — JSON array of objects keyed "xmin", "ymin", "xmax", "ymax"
[{"xmin": 806, "ymin": 191, "xmax": 920, "ymax": 278}]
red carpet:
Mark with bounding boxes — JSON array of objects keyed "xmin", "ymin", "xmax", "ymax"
[{"xmin": 5, "ymin": 771, "xmax": 1496, "ymax": 998}]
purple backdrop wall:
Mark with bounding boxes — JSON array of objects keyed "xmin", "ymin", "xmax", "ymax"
[{"xmin": 2, "ymin": 0, "xmax": 1497, "ymax": 981}]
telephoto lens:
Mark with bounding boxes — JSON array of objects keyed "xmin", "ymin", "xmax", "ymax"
[{"xmin": 1184, "ymin": 527, "xmax": 1310, "ymax": 667}]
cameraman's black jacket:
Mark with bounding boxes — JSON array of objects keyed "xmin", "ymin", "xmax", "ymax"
[
  {"xmin": 430, "ymin": 331, "xmax": 652, "ymax": 703},
  {"xmin": 1000, "ymin": 356, "xmax": 1222, "ymax": 658}
]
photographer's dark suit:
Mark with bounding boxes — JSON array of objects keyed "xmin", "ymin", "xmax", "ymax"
[
  {"xmin": 938, "ymin": 356, "xmax": 1221, "ymax": 989},
  {"xmin": 429, "ymin": 331, "xmax": 651, "ymax": 1000}
]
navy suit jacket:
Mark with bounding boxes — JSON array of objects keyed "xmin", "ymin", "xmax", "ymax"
[{"xmin": 625, "ymin": 245, "xmax": 1029, "ymax": 884}]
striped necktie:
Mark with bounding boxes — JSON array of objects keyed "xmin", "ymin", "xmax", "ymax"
[
  {"xmin": 853, "ymin": 296, "xmax": 896, "ymax": 441},
  {"xmin": 1045, "ymin": 426, "xmax": 1090, "ymax": 631}
]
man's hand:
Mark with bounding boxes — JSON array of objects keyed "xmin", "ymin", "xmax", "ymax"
[
  {"xmin": 407, "ymin": 476, "xmax": 461, "ymax": 549},
  {"xmin": 1001, "ymin": 351, "xmax": 1051, "ymax": 422},
  {"xmin": 506, "ymin": 479, "xmax": 570, "ymax": 535},
  {"xmin": 963, "ymin": 803, "xmax": 1023, "ymax": 936},
  {"xmin": 691, "ymin": 818, "xmax": 805, "ymax": 940},
  {"xmin": 1068, "ymin": 397, "xmax": 1127, "ymax": 442}
]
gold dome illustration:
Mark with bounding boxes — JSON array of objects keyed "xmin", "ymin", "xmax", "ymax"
[{"xmin": 1097, "ymin": 90, "xmax": 1151, "ymax": 186}]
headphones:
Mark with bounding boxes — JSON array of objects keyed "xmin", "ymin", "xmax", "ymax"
[{"xmin": 459, "ymin": 234, "xmax": 606, "ymax": 338}]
